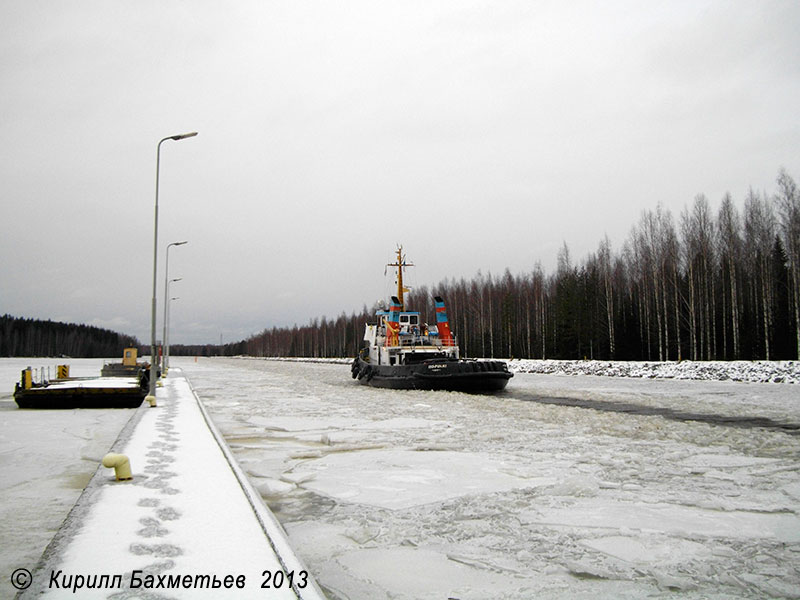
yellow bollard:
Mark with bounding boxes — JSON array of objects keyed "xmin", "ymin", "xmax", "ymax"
[
  {"xmin": 21, "ymin": 368, "xmax": 32, "ymax": 390},
  {"xmin": 146, "ymin": 394, "xmax": 157, "ymax": 408},
  {"xmin": 102, "ymin": 453, "xmax": 132, "ymax": 481}
]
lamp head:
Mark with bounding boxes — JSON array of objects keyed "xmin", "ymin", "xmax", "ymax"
[{"xmin": 170, "ymin": 132, "xmax": 198, "ymax": 141}]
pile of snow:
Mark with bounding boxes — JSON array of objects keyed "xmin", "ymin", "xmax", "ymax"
[
  {"xmin": 506, "ymin": 359, "xmax": 799, "ymax": 384},
  {"xmin": 236, "ymin": 356, "xmax": 799, "ymax": 384}
]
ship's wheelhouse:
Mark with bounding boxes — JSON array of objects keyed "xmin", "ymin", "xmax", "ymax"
[{"xmin": 363, "ymin": 307, "xmax": 458, "ymax": 366}]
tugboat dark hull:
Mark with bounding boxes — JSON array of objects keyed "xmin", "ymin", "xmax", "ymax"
[{"xmin": 351, "ymin": 357, "xmax": 512, "ymax": 392}]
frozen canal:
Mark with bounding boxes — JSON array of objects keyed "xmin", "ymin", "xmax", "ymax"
[
  {"xmin": 177, "ymin": 357, "xmax": 800, "ymax": 599},
  {"xmin": 1, "ymin": 357, "xmax": 798, "ymax": 599}
]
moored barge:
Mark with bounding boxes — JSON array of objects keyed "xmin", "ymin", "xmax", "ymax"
[{"xmin": 14, "ymin": 365, "xmax": 148, "ymax": 409}]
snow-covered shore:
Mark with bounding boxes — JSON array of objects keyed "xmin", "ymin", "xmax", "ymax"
[
  {"xmin": 238, "ymin": 356, "xmax": 800, "ymax": 384},
  {"xmin": 507, "ymin": 359, "xmax": 800, "ymax": 384}
]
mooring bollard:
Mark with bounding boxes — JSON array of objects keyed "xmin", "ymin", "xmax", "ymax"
[{"xmin": 102, "ymin": 453, "xmax": 133, "ymax": 481}]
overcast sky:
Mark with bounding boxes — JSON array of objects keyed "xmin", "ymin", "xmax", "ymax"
[{"xmin": 2, "ymin": 1, "xmax": 798, "ymax": 346}]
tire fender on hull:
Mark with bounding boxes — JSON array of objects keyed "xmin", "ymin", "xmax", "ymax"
[{"xmin": 355, "ymin": 361, "xmax": 372, "ymax": 381}]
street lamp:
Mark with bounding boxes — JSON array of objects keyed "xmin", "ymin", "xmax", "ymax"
[
  {"xmin": 163, "ymin": 276, "xmax": 182, "ymax": 373},
  {"xmin": 166, "ymin": 296, "xmax": 180, "ymax": 370},
  {"xmin": 162, "ymin": 239, "xmax": 188, "ymax": 375},
  {"xmin": 148, "ymin": 132, "xmax": 197, "ymax": 406}
]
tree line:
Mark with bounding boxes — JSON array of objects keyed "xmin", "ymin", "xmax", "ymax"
[
  {"xmin": 0, "ymin": 315, "xmax": 140, "ymax": 358},
  {"xmin": 237, "ymin": 169, "xmax": 800, "ymax": 361}
]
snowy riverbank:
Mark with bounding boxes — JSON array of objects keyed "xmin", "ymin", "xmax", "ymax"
[
  {"xmin": 237, "ymin": 356, "xmax": 800, "ymax": 384},
  {"xmin": 507, "ymin": 359, "xmax": 800, "ymax": 384}
]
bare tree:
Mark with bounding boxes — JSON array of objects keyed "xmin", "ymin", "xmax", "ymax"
[
  {"xmin": 598, "ymin": 235, "xmax": 616, "ymax": 358},
  {"xmin": 743, "ymin": 189, "xmax": 773, "ymax": 357},
  {"xmin": 775, "ymin": 169, "xmax": 800, "ymax": 358},
  {"xmin": 659, "ymin": 209, "xmax": 682, "ymax": 361},
  {"xmin": 635, "ymin": 209, "xmax": 661, "ymax": 360},
  {"xmin": 531, "ymin": 263, "xmax": 547, "ymax": 359},
  {"xmin": 680, "ymin": 196, "xmax": 715, "ymax": 360},
  {"xmin": 717, "ymin": 193, "xmax": 742, "ymax": 358}
]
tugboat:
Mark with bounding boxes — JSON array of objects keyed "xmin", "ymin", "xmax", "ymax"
[{"xmin": 351, "ymin": 247, "xmax": 512, "ymax": 391}]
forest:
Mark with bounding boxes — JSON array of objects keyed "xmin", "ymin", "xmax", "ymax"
[
  {"xmin": 236, "ymin": 169, "xmax": 800, "ymax": 362},
  {"xmin": 0, "ymin": 315, "xmax": 140, "ymax": 358}
]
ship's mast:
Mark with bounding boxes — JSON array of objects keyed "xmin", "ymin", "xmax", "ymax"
[{"xmin": 387, "ymin": 245, "xmax": 414, "ymax": 310}]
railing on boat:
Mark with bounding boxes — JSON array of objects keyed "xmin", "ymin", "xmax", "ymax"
[
  {"xmin": 397, "ymin": 334, "xmax": 457, "ymax": 348},
  {"xmin": 374, "ymin": 326, "xmax": 458, "ymax": 349}
]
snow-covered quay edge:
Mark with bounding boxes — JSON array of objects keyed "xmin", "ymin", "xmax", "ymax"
[{"xmin": 232, "ymin": 357, "xmax": 799, "ymax": 385}]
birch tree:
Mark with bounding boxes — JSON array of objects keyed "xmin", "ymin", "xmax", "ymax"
[
  {"xmin": 775, "ymin": 169, "xmax": 800, "ymax": 358},
  {"xmin": 598, "ymin": 235, "xmax": 616, "ymax": 358},
  {"xmin": 717, "ymin": 193, "xmax": 742, "ymax": 358}
]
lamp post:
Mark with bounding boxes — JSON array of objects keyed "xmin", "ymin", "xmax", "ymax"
[
  {"xmin": 162, "ymin": 239, "xmax": 187, "ymax": 374},
  {"xmin": 163, "ymin": 276, "xmax": 182, "ymax": 372},
  {"xmin": 148, "ymin": 132, "xmax": 197, "ymax": 406},
  {"xmin": 166, "ymin": 296, "xmax": 180, "ymax": 370}
]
